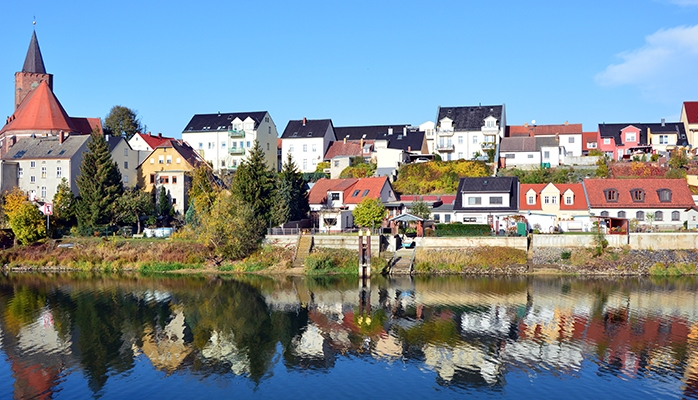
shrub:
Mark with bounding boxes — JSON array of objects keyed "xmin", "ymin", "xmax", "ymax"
[{"xmin": 435, "ymin": 223, "xmax": 491, "ymax": 237}]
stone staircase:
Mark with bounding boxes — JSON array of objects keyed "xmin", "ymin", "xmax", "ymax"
[
  {"xmin": 292, "ymin": 234, "xmax": 313, "ymax": 268},
  {"xmin": 390, "ymin": 248, "xmax": 415, "ymax": 275}
]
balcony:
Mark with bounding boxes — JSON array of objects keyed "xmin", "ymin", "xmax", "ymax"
[
  {"xmin": 437, "ymin": 129, "xmax": 454, "ymax": 137},
  {"xmin": 436, "ymin": 144, "xmax": 455, "ymax": 152},
  {"xmin": 481, "ymin": 141, "xmax": 496, "ymax": 150},
  {"xmin": 228, "ymin": 129, "xmax": 245, "ymax": 138},
  {"xmin": 229, "ymin": 147, "xmax": 245, "ymax": 155}
]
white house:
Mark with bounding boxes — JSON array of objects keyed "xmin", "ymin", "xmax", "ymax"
[
  {"xmin": 281, "ymin": 118, "xmax": 336, "ymax": 173},
  {"xmin": 182, "ymin": 111, "xmax": 279, "ymax": 172},
  {"xmin": 431, "ymin": 105, "xmax": 506, "ymax": 161},
  {"xmin": 106, "ymin": 135, "xmax": 139, "ymax": 188}
]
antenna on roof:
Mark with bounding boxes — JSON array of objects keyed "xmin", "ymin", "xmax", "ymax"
[{"xmin": 33, "ymin": 16, "xmax": 36, "ymax": 28}]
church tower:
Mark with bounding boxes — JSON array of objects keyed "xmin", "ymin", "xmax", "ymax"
[{"xmin": 14, "ymin": 31, "xmax": 53, "ymax": 110}]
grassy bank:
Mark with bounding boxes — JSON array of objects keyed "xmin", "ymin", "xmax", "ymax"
[{"xmin": 413, "ymin": 246, "xmax": 528, "ymax": 274}]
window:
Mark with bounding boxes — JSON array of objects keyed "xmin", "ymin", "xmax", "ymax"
[
  {"xmin": 166, "ymin": 155, "xmax": 172, "ymax": 164},
  {"xmin": 659, "ymin": 135, "xmax": 668, "ymax": 144},
  {"xmin": 565, "ymin": 196, "xmax": 573, "ymax": 205},
  {"xmin": 172, "ymin": 176, "xmax": 177, "ymax": 184},
  {"xmin": 527, "ymin": 154, "xmax": 534, "ymax": 158},
  {"xmin": 198, "ymin": 143, "xmax": 203, "ymax": 149},
  {"xmin": 176, "ymin": 157, "xmax": 181, "ymax": 164},
  {"xmin": 588, "ymin": 142, "xmax": 597, "ymax": 148},
  {"xmin": 124, "ymin": 161, "xmax": 128, "ymax": 170},
  {"xmin": 158, "ymin": 156, "xmax": 164, "ymax": 164},
  {"xmin": 172, "ymin": 198, "xmax": 176, "ymax": 205},
  {"xmin": 527, "ymin": 195, "xmax": 535, "ymax": 205},
  {"xmin": 630, "ymin": 189, "xmax": 644, "ymax": 202},
  {"xmin": 655, "ymin": 211, "xmax": 663, "ymax": 221},
  {"xmin": 568, "ymin": 137, "xmax": 575, "ymax": 143},
  {"xmin": 303, "ymin": 144, "xmax": 308, "ymax": 152},
  {"xmin": 289, "ymin": 145, "xmax": 294, "ymax": 153},
  {"xmin": 312, "ymin": 144, "xmax": 317, "ymax": 152},
  {"xmin": 490, "ymin": 196, "xmax": 503, "ymax": 205},
  {"xmin": 124, "ymin": 147, "xmax": 129, "ymax": 156},
  {"xmin": 267, "ymin": 143, "xmax": 270, "ymax": 151},
  {"xmin": 352, "ymin": 190, "xmax": 360, "ymax": 197},
  {"xmin": 303, "ymin": 159, "xmax": 307, "ymax": 170},
  {"xmin": 222, "ymin": 142, "xmax": 226, "ymax": 148},
  {"xmin": 551, "ymin": 196, "xmax": 557, "ymax": 204},
  {"xmin": 505, "ymin": 154, "xmax": 514, "ymax": 158},
  {"xmin": 636, "ymin": 211, "xmax": 645, "ymax": 221},
  {"xmin": 618, "ymin": 211, "xmax": 626, "ymax": 218},
  {"xmin": 208, "ymin": 142, "xmax": 213, "ymax": 149},
  {"xmin": 468, "ymin": 197, "xmax": 481, "ymax": 205},
  {"xmin": 672, "ymin": 211, "xmax": 680, "ymax": 221},
  {"xmin": 18, "ymin": 168, "xmax": 23, "ymax": 178},
  {"xmin": 150, "ymin": 158, "xmax": 155, "ymax": 164},
  {"xmin": 472, "ymin": 136, "xmax": 478, "ymax": 144},
  {"xmin": 331, "ymin": 193, "xmax": 340, "ymax": 201},
  {"xmin": 221, "ymin": 160, "xmax": 225, "ymax": 167},
  {"xmin": 434, "ymin": 214, "xmax": 440, "ymax": 222},
  {"xmin": 657, "ymin": 189, "xmax": 672, "ymax": 202},
  {"xmin": 601, "ymin": 211, "xmax": 609, "ymax": 217},
  {"xmin": 626, "ymin": 132, "xmax": 636, "ymax": 142},
  {"xmin": 458, "ymin": 152, "xmax": 463, "ymax": 159},
  {"xmin": 543, "ymin": 151, "xmax": 550, "ymax": 159},
  {"xmin": 604, "ymin": 188, "xmax": 619, "ymax": 202},
  {"xmin": 445, "ymin": 214, "xmax": 451, "ymax": 223},
  {"xmin": 247, "ymin": 141, "xmax": 251, "ymax": 148},
  {"xmin": 544, "ymin": 196, "xmax": 550, "ymax": 204},
  {"xmin": 30, "ymin": 161, "xmax": 36, "ymax": 168},
  {"xmin": 268, "ymin": 126, "xmax": 271, "ymax": 134},
  {"xmin": 603, "ymin": 138, "xmax": 611, "ymax": 145},
  {"xmin": 150, "ymin": 174, "xmax": 156, "ymax": 184},
  {"xmin": 30, "ymin": 176, "xmax": 35, "ymax": 183},
  {"xmin": 41, "ymin": 187, "xmax": 46, "ymax": 198},
  {"xmin": 334, "ymin": 160, "xmax": 339, "ymax": 167},
  {"xmin": 124, "ymin": 175, "xmax": 128, "ymax": 183},
  {"xmin": 458, "ymin": 136, "xmax": 463, "ymax": 144},
  {"xmin": 362, "ymin": 189, "xmax": 370, "ymax": 197},
  {"xmin": 41, "ymin": 166, "xmax": 46, "ymax": 178}
]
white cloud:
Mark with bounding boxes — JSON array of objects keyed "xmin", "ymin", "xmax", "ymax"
[{"xmin": 595, "ymin": 25, "xmax": 698, "ymax": 100}]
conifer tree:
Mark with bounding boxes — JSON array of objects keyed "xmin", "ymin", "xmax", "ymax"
[
  {"xmin": 76, "ymin": 131, "xmax": 124, "ymax": 230},
  {"xmin": 272, "ymin": 153, "xmax": 308, "ymax": 225},
  {"xmin": 231, "ymin": 141, "xmax": 275, "ymax": 225}
]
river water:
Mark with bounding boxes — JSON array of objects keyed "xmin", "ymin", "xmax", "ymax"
[{"xmin": 0, "ymin": 273, "xmax": 696, "ymax": 399}]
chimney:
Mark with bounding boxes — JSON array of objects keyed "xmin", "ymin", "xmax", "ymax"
[
  {"xmin": 343, "ymin": 137, "xmax": 346, "ymax": 144},
  {"xmin": 403, "ymin": 126, "xmax": 407, "ymax": 136},
  {"xmin": 302, "ymin": 117, "xmax": 307, "ymax": 126},
  {"xmin": 564, "ymin": 121, "xmax": 569, "ymax": 125},
  {"xmin": 408, "ymin": 145, "xmax": 411, "ymax": 152},
  {"xmin": 158, "ymin": 132, "xmax": 162, "ymax": 138},
  {"xmin": 388, "ymin": 127, "xmax": 393, "ymax": 135},
  {"xmin": 360, "ymin": 138, "xmax": 364, "ymax": 148},
  {"xmin": 661, "ymin": 118, "xmax": 665, "ymax": 127},
  {"xmin": 524, "ymin": 122, "xmax": 528, "ymax": 127},
  {"xmin": 59, "ymin": 131, "xmax": 65, "ymax": 144},
  {"xmin": 148, "ymin": 132, "xmax": 152, "ymax": 136}
]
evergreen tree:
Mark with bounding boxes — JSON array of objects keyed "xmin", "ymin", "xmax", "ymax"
[
  {"xmin": 272, "ymin": 153, "xmax": 309, "ymax": 225},
  {"xmin": 76, "ymin": 131, "xmax": 124, "ymax": 230},
  {"xmin": 157, "ymin": 186, "xmax": 173, "ymax": 225},
  {"xmin": 231, "ymin": 141, "xmax": 275, "ymax": 225}
]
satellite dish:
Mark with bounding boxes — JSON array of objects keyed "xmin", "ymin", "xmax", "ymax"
[{"xmin": 531, "ymin": 120, "xmax": 536, "ymax": 125}]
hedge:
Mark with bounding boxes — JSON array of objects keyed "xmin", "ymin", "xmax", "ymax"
[{"xmin": 435, "ymin": 223, "xmax": 491, "ymax": 237}]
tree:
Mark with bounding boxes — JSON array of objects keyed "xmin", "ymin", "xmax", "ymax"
[
  {"xmin": 114, "ymin": 188, "xmax": 154, "ymax": 234},
  {"xmin": 595, "ymin": 156, "xmax": 609, "ymax": 178},
  {"xmin": 52, "ymin": 178, "xmax": 76, "ymax": 229},
  {"xmin": 409, "ymin": 200, "xmax": 432, "ymax": 220},
  {"xmin": 157, "ymin": 186, "xmax": 173, "ymax": 223},
  {"xmin": 352, "ymin": 197, "xmax": 386, "ymax": 228},
  {"xmin": 8, "ymin": 201, "xmax": 45, "ymax": 245},
  {"xmin": 76, "ymin": 131, "xmax": 124, "ymax": 230},
  {"xmin": 103, "ymin": 106, "xmax": 144, "ymax": 141},
  {"xmin": 339, "ymin": 157, "xmax": 376, "ymax": 178},
  {"xmin": 272, "ymin": 153, "xmax": 309, "ymax": 226},
  {"xmin": 231, "ymin": 141, "xmax": 275, "ymax": 225},
  {"xmin": 668, "ymin": 147, "xmax": 689, "ymax": 170},
  {"xmin": 197, "ymin": 191, "xmax": 265, "ymax": 263},
  {"xmin": 3, "ymin": 187, "xmax": 27, "ymax": 228},
  {"xmin": 645, "ymin": 211, "xmax": 655, "ymax": 231}
]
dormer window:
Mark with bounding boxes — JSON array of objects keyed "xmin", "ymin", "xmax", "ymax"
[
  {"xmin": 527, "ymin": 195, "xmax": 535, "ymax": 205},
  {"xmin": 657, "ymin": 189, "xmax": 672, "ymax": 202},
  {"xmin": 330, "ymin": 193, "xmax": 340, "ymax": 201},
  {"xmin": 626, "ymin": 132, "xmax": 636, "ymax": 142},
  {"xmin": 604, "ymin": 188, "xmax": 619, "ymax": 202},
  {"xmin": 565, "ymin": 195, "xmax": 573, "ymax": 205},
  {"xmin": 630, "ymin": 189, "xmax": 645, "ymax": 202}
]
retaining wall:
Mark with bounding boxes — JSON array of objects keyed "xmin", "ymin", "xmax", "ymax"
[{"xmin": 532, "ymin": 233, "xmax": 698, "ymax": 250}]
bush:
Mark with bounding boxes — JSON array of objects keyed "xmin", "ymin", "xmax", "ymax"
[
  {"xmin": 305, "ymin": 248, "xmax": 358, "ymax": 274},
  {"xmin": 435, "ymin": 223, "xmax": 491, "ymax": 237}
]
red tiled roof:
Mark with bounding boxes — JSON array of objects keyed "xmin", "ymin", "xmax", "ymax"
[
  {"xmin": 71, "ymin": 117, "xmax": 102, "ymax": 135},
  {"xmin": 582, "ymin": 131, "xmax": 598, "ymax": 151},
  {"xmin": 584, "ymin": 178, "xmax": 694, "ymax": 208},
  {"xmin": 308, "ymin": 177, "xmax": 389, "ymax": 205},
  {"xmin": 508, "ymin": 123, "xmax": 582, "ymax": 137},
  {"xmin": 1, "ymin": 81, "xmax": 77, "ymax": 134},
  {"xmin": 137, "ymin": 132, "xmax": 176, "ymax": 150},
  {"xmin": 324, "ymin": 141, "xmax": 363, "ymax": 159},
  {"xmin": 519, "ymin": 184, "xmax": 546, "ymax": 211},
  {"xmin": 684, "ymin": 101, "xmax": 698, "ymax": 124}
]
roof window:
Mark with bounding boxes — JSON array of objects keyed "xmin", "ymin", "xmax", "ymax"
[
  {"xmin": 604, "ymin": 188, "xmax": 618, "ymax": 202},
  {"xmin": 362, "ymin": 189, "xmax": 370, "ymax": 197},
  {"xmin": 352, "ymin": 190, "xmax": 361, "ymax": 197}
]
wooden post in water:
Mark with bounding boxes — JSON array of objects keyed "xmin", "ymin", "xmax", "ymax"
[{"xmin": 358, "ymin": 228, "xmax": 371, "ymax": 278}]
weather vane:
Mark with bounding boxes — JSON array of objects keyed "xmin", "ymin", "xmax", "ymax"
[{"xmin": 33, "ymin": 15, "xmax": 36, "ymax": 27}]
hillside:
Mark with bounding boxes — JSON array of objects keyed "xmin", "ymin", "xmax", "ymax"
[{"xmin": 392, "ymin": 160, "xmax": 491, "ymax": 195}]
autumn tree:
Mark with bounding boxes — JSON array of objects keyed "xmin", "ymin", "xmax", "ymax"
[
  {"xmin": 3, "ymin": 188, "xmax": 45, "ymax": 245},
  {"xmin": 231, "ymin": 141, "xmax": 275, "ymax": 226},
  {"xmin": 52, "ymin": 178, "xmax": 76, "ymax": 230},
  {"xmin": 352, "ymin": 197, "xmax": 386, "ymax": 229},
  {"xmin": 103, "ymin": 106, "xmax": 144, "ymax": 141},
  {"xmin": 409, "ymin": 200, "xmax": 432, "ymax": 220},
  {"xmin": 76, "ymin": 131, "xmax": 124, "ymax": 231}
]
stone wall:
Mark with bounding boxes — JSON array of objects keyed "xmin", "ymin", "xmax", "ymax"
[
  {"xmin": 264, "ymin": 235, "xmax": 382, "ymax": 251},
  {"xmin": 532, "ymin": 233, "xmax": 698, "ymax": 250},
  {"xmin": 414, "ymin": 236, "xmax": 528, "ymax": 251}
]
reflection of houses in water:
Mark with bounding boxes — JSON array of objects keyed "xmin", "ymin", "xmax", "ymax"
[
  {"xmin": 141, "ymin": 307, "xmax": 192, "ymax": 373},
  {"xmin": 201, "ymin": 330, "xmax": 250, "ymax": 375},
  {"xmin": 423, "ymin": 343, "xmax": 501, "ymax": 385}
]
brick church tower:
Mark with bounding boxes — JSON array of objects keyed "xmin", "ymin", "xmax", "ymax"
[{"xmin": 14, "ymin": 31, "xmax": 53, "ymax": 110}]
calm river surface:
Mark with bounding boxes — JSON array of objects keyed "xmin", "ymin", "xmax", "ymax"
[{"xmin": 0, "ymin": 273, "xmax": 697, "ymax": 399}]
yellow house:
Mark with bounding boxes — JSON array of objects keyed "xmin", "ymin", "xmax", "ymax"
[{"xmin": 137, "ymin": 139, "xmax": 207, "ymax": 214}]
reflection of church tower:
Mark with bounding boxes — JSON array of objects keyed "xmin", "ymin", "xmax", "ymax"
[{"xmin": 15, "ymin": 31, "xmax": 53, "ymax": 110}]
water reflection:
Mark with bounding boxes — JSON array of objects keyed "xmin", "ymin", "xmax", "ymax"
[{"xmin": 0, "ymin": 273, "xmax": 697, "ymax": 398}]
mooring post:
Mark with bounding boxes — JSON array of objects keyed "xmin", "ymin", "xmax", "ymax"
[{"xmin": 358, "ymin": 228, "xmax": 371, "ymax": 278}]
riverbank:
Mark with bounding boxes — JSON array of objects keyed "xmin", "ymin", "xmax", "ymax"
[{"xmin": 1, "ymin": 236, "xmax": 697, "ymax": 276}]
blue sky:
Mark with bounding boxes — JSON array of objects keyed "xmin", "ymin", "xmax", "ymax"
[{"xmin": 2, "ymin": 1, "xmax": 698, "ymax": 138}]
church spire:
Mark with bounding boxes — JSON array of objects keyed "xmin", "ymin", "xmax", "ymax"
[{"xmin": 22, "ymin": 31, "xmax": 46, "ymax": 74}]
